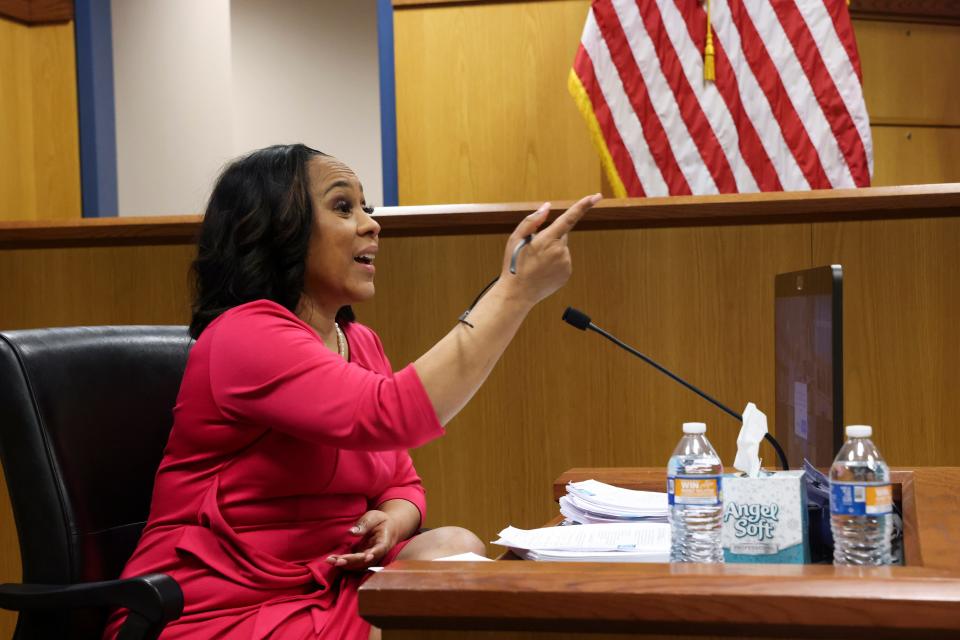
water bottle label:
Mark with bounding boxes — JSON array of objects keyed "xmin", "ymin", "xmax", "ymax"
[
  {"xmin": 830, "ymin": 483, "xmax": 893, "ymax": 516},
  {"xmin": 667, "ymin": 475, "xmax": 722, "ymax": 506}
]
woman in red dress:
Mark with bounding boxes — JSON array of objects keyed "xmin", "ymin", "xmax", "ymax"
[{"xmin": 105, "ymin": 144, "xmax": 600, "ymax": 639}]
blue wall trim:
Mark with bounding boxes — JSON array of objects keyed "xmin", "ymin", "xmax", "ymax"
[
  {"xmin": 376, "ymin": 0, "xmax": 399, "ymax": 207},
  {"xmin": 75, "ymin": 0, "xmax": 118, "ymax": 217}
]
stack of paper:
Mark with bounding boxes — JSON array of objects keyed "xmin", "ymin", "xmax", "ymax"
[
  {"xmin": 560, "ymin": 479, "xmax": 669, "ymax": 525},
  {"xmin": 493, "ymin": 522, "xmax": 670, "ymax": 562}
]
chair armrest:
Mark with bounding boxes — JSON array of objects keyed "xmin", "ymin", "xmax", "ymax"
[{"xmin": 0, "ymin": 573, "xmax": 183, "ymax": 629}]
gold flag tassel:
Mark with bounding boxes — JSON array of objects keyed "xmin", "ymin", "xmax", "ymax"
[{"xmin": 703, "ymin": 0, "xmax": 715, "ymax": 82}]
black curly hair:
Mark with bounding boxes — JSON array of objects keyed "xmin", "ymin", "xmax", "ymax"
[{"xmin": 189, "ymin": 143, "xmax": 355, "ymax": 338}]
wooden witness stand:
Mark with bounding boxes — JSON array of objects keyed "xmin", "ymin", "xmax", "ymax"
[
  {"xmin": 359, "ymin": 467, "xmax": 960, "ymax": 639},
  {"xmin": 1, "ymin": 185, "xmax": 959, "ymax": 638}
]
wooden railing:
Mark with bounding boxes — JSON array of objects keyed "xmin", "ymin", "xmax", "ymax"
[{"xmin": 1, "ymin": 183, "xmax": 958, "ymax": 248}]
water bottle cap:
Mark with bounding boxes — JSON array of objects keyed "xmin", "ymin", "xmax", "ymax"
[
  {"xmin": 846, "ymin": 424, "xmax": 872, "ymax": 438},
  {"xmin": 682, "ymin": 422, "xmax": 706, "ymax": 434}
]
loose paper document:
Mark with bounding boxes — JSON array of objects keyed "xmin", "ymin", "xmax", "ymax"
[{"xmin": 493, "ymin": 522, "xmax": 670, "ymax": 562}]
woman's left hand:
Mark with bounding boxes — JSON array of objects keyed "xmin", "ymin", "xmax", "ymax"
[{"xmin": 326, "ymin": 509, "xmax": 400, "ymax": 570}]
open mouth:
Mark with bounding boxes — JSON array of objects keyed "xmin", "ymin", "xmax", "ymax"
[{"xmin": 354, "ymin": 254, "xmax": 375, "ymax": 265}]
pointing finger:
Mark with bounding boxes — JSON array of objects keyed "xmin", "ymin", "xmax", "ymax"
[{"xmin": 537, "ymin": 194, "xmax": 601, "ymax": 242}]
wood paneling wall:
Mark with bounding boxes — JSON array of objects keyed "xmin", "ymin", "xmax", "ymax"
[
  {"xmin": 0, "ymin": 244, "xmax": 194, "ymax": 328},
  {"xmin": 394, "ymin": 0, "xmax": 601, "ymax": 204},
  {"xmin": 813, "ymin": 218, "xmax": 960, "ymax": 465},
  {"xmin": 871, "ymin": 127, "xmax": 960, "ymax": 186},
  {"xmin": 394, "ymin": 2, "xmax": 960, "ymax": 205},
  {"xmin": 856, "ymin": 20, "xmax": 960, "ymax": 186},
  {"xmin": 0, "ymin": 15, "xmax": 81, "ymax": 221},
  {"xmin": 857, "ymin": 21, "xmax": 960, "ymax": 126}
]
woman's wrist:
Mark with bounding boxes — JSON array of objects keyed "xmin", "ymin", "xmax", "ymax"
[
  {"xmin": 487, "ymin": 277, "xmax": 537, "ymax": 316},
  {"xmin": 377, "ymin": 499, "xmax": 422, "ymax": 541}
]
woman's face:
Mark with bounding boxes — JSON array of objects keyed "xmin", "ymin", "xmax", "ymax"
[{"xmin": 302, "ymin": 155, "xmax": 381, "ymax": 312}]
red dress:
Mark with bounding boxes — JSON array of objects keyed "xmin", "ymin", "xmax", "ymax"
[{"xmin": 104, "ymin": 300, "xmax": 444, "ymax": 639}]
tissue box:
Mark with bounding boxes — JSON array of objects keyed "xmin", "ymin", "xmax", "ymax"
[{"xmin": 721, "ymin": 470, "xmax": 809, "ymax": 563}]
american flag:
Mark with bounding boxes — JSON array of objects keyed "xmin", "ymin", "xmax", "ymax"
[{"xmin": 569, "ymin": 0, "xmax": 873, "ymax": 196}]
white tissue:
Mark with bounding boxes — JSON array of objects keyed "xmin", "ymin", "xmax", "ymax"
[{"xmin": 734, "ymin": 402, "xmax": 768, "ymax": 478}]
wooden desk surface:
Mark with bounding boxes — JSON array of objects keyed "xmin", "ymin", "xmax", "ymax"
[{"xmin": 360, "ymin": 467, "xmax": 960, "ymax": 638}]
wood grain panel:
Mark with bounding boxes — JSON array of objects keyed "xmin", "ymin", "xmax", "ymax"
[
  {"xmin": 0, "ymin": 0, "xmax": 30, "ymax": 23},
  {"xmin": 355, "ymin": 223, "xmax": 810, "ymax": 540},
  {"xmin": 0, "ymin": 215, "xmax": 203, "ymax": 249},
  {"xmin": 29, "ymin": 0, "xmax": 72, "ymax": 23},
  {"xmin": 0, "ymin": 15, "xmax": 80, "ymax": 221},
  {"xmin": 25, "ymin": 19, "xmax": 80, "ymax": 219},
  {"xmin": 0, "ymin": 244, "xmax": 195, "ymax": 330},
  {"xmin": 812, "ymin": 217, "xmax": 960, "ymax": 467},
  {"xmin": 870, "ymin": 126, "xmax": 960, "ymax": 186},
  {"xmin": 856, "ymin": 20, "xmax": 960, "ymax": 126},
  {"xmin": 0, "ymin": 0, "xmax": 72, "ymax": 24},
  {"xmin": 393, "ymin": 0, "xmax": 601, "ymax": 205},
  {"xmin": 365, "ymin": 557, "xmax": 960, "ymax": 637},
  {"xmin": 0, "ymin": 16, "xmax": 36, "ymax": 218},
  {"xmin": 851, "ymin": 0, "xmax": 960, "ymax": 24}
]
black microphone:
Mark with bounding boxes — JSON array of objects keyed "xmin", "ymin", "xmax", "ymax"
[{"xmin": 562, "ymin": 306, "xmax": 789, "ymax": 470}]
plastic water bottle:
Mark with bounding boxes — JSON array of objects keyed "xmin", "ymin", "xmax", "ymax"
[
  {"xmin": 830, "ymin": 425, "xmax": 892, "ymax": 565},
  {"xmin": 667, "ymin": 422, "xmax": 724, "ymax": 563}
]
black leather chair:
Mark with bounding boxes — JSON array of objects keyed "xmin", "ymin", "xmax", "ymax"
[{"xmin": 0, "ymin": 326, "xmax": 192, "ymax": 640}]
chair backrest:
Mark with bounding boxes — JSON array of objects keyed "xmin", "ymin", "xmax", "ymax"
[{"xmin": 0, "ymin": 326, "xmax": 191, "ymax": 638}]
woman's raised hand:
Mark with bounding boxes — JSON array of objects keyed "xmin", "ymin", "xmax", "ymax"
[
  {"xmin": 500, "ymin": 194, "xmax": 602, "ymax": 306},
  {"xmin": 413, "ymin": 193, "xmax": 601, "ymax": 426}
]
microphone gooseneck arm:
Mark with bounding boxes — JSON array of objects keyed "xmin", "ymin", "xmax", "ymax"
[
  {"xmin": 562, "ymin": 307, "xmax": 790, "ymax": 470},
  {"xmin": 589, "ymin": 323, "xmax": 742, "ymax": 423}
]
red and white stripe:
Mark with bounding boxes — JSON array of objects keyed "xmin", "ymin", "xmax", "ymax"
[{"xmin": 572, "ymin": 0, "xmax": 873, "ymax": 196}]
